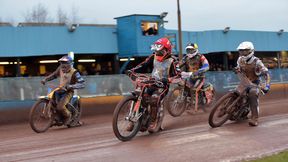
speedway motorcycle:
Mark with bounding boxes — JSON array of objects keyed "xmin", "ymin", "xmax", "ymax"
[
  {"xmin": 29, "ymin": 84, "xmax": 82, "ymax": 133},
  {"xmin": 208, "ymin": 72, "xmax": 264, "ymax": 128},
  {"xmin": 112, "ymin": 72, "xmax": 167, "ymax": 141},
  {"xmin": 166, "ymin": 74, "xmax": 216, "ymax": 117}
]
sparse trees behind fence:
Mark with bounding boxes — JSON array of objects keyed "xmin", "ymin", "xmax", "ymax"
[
  {"xmin": 24, "ymin": 3, "xmax": 51, "ymax": 23},
  {"xmin": 23, "ymin": 3, "xmax": 80, "ymax": 24}
]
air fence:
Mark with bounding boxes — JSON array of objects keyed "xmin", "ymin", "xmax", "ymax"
[{"xmin": 0, "ymin": 69, "xmax": 287, "ymax": 101}]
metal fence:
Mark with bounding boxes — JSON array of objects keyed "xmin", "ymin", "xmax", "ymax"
[{"xmin": 0, "ymin": 69, "xmax": 287, "ymax": 101}]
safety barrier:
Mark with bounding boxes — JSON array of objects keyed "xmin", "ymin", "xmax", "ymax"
[{"xmin": 0, "ymin": 69, "xmax": 287, "ymax": 101}]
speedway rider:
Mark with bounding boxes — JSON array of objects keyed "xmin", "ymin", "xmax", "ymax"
[
  {"xmin": 235, "ymin": 41, "xmax": 270, "ymax": 126},
  {"xmin": 41, "ymin": 55, "xmax": 85, "ymax": 125},
  {"xmin": 180, "ymin": 43, "xmax": 210, "ymax": 104},
  {"xmin": 126, "ymin": 37, "xmax": 178, "ymax": 131}
]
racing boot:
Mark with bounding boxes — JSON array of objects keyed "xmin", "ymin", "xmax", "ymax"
[
  {"xmin": 63, "ymin": 110, "xmax": 72, "ymax": 125},
  {"xmin": 148, "ymin": 106, "xmax": 158, "ymax": 131},
  {"xmin": 249, "ymin": 106, "xmax": 259, "ymax": 126},
  {"xmin": 248, "ymin": 89, "xmax": 259, "ymax": 127},
  {"xmin": 249, "ymin": 117, "xmax": 258, "ymax": 127}
]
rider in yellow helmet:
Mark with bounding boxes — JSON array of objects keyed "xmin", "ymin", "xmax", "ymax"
[{"xmin": 180, "ymin": 43, "xmax": 210, "ymax": 104}]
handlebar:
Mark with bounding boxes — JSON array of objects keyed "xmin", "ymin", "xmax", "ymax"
[
  {"xmin": 44, "ymin": 83, "xmax": 67, "ymax": 91},
  {"xmin": 127, "ymin": 71, "xmax": 165, "ymax": 88},
  {"xmin": 236, "ymin": 72, "xmax": 266, "ymax": 96}
]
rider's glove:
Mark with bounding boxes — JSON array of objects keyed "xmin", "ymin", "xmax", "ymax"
[
  {"xmin": 161, "ymin": 78, "xmax": 169, "ymax": 86},
  {"xmin": 65, "ymin": 85, "xmax": 73, "ymax": 91},
  {"xmin": 181, "ymin": 72, "xmax": 193, "ymax": 79},
  {"xmin": 262, "ymin": 84, "xmax": 270, "ymax": 94},
  {"xmin": 125, "ymin": 70, "xmax": 132, "ymax": 76},
  {"xmin": 41, "ymin": 79, "xmax": 46, "ymax": 85},
  {"xmin": 233, "ymin": 67, "xmax": 240, "ymax": 74},
  {"xmin": 125, "ymin": 70, "xmax": 136, "ymax": 81}
]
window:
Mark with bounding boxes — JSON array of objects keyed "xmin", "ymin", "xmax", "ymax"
[{"xmin": 141, "ymin": 22, "xmax": 158, "ymax": 36}]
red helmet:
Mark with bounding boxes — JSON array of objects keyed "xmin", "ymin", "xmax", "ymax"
[{"xmin": 151, "ymin": 37, "xmax": 172, "ymax": 62}]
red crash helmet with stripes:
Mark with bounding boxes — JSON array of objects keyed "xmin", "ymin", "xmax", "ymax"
[{"xmin": 151, "ymin": 37, "xmax": 172, "ymax": 62}]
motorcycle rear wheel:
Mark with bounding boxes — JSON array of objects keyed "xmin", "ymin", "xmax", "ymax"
[
  {"xmin": 67, "ymin": 101, "xmax": 82, "ymax": 128},
  {"xmin": 166, "ymin": 87, "xmax": 187, "ymax": 117}
]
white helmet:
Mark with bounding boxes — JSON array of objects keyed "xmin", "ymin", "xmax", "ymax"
[
  {"xmin": 185, "ymin": 43, "xmax": 199, "ymax": 58},
  {"xmin": 237, "ymin": 41, "xmax": 255, "ymax": 62}
]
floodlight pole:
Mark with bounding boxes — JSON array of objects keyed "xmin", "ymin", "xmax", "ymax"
[{"xmin": 177, "ymin": 0, "xmax": 183, "ymax": 63}]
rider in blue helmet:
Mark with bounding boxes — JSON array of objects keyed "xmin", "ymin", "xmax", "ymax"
[{"xmin": 41, "ymin": 55, "xmax": 85, "ymax": 125}]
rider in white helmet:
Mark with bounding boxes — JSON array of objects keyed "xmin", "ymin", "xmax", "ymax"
[{"xmin": 235, "ymin": 41, "xmax": 271, "ymax": 126}]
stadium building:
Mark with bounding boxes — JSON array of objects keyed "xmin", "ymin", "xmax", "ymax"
[{"xmin": 0, "ymin": 14, "xmax": 287, "ymax": 77}]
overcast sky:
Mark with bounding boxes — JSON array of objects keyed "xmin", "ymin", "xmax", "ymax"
[{"xmin": 0, "ymin": 0, "xmax": 287, "ymax": 32}]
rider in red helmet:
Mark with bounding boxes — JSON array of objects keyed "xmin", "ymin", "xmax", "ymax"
[
  {"xmin": 152, "ymin": 37, "xmax": 172, "ymax": 62},
  {"xmin": 126, "ymin": 37, "xmax": 178, "ymax": 131}
]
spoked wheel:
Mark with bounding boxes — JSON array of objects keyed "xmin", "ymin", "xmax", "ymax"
[
  {"xmin": 29, "ymin": 99, "xmax": 53, "ymax": 133},
  {"xmin": 208, "ymin": 92, "xmax": 238, "ymax": 128},
  {"xmin": 112, "ymin": 95, "xmax": 142, "ymax": 141},
  {"xmin": 166, "ymin": 87, "xmax": 187, "ymax": 117}
]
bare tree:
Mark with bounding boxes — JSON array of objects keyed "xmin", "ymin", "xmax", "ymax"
[
  {"xmin": 24, "ymin": 3, "xmax": 52, "ymax": 23},
  {"xmin": 57, "ymin": 7, "xmax": 68, "ymax": 24},
  {"xmin": 69, "ymin": 6, "xmax": 80, "ymax": 24}
]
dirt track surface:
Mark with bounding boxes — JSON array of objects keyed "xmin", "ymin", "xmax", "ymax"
[{"xmin": 1, "ymin": 99, "xmax": 288, "ymax": 162}]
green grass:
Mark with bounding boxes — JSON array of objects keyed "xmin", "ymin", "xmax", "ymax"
[{"xmin": 249, "ymin": 150, "xmax": 288, "ymax": 162}]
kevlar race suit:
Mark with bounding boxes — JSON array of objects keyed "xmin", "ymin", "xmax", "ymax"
[
  {"xmin": 131, "ymin": 54, "xmax": 178, "ymax": 107},
  {"xmin": 236, "ymin": 56, "xmax": 271, "ymax": 123},
  {"xmin": 43, "ymin": 66, "xmax": 85, "ymax": 121}
]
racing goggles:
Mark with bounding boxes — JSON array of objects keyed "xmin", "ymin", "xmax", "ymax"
[
  {"xmin": 238, "ymin": 49, "xmax": 251, "ymax": 56},
  {"xmin": 151, "ymin": 44, "xmax": 164, "ymax": 52},
  {"xmin": 186, "ymin": 48, "xmax": 197, "ymax": 54}
]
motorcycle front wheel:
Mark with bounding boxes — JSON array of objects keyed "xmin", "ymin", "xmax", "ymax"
[
  {"xmin": 208, "ymin": 92, "xmax": 238, "ymax": 128},
  {"xmin": 112, "ymin": 95, "xmax": 142, "ymax": 141},
  {"xmin": 29, "ymin": 99, "xmax": 53, "ymax": 133}
]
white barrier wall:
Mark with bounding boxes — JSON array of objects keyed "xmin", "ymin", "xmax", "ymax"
[{"xmin": 0, "ymin": 69, "xmax": 286, "ymax": 101}]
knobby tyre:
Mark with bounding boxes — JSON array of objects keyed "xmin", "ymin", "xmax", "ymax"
[
  {"xmin": 112, "ymin": 95, "xmax": 142, "ymax": 141},
  {"xmin": 29, "ymin": 99, "xmax": 53, "ymax": 133},
  {"xmin": 208, "ymin": 92, "xmax": 237, "ymax": 128}
]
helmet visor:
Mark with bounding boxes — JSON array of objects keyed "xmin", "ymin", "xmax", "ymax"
[
  {"xmin": 238, "ymin": 49, "xmax": 251, "ymax": 56},
  {"xmin": 155, "ymin": 49, "xmax": 167, "ymax": 56},
  {"xmin": 186, "ymin": 48, "xmax": 197, "ymax": 54},
  {"xmin": 60, "ymin": 62, "xmax": 71, "ymax": 72},
  {"xmin": 151, "ymin": 44, "xmax": 164, "ymax": 51}
]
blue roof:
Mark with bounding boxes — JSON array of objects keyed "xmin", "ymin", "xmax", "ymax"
[
  {"xmin": 165, "ymin": 29, "xmax": 288, "ymax": 54},
  {"xmin": 0, "ymin": 25, "xmax": 118, "ymax": 57},
  {"xmin": 0, "ymin": 14, "xmax": 287, "ymax": 58}
]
